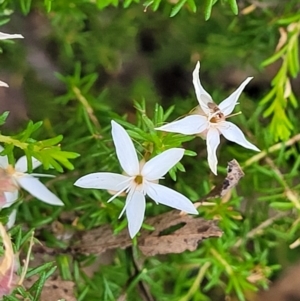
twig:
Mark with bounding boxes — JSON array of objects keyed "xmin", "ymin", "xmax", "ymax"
[
  {"xmin": 244, "ymin": 133, "xmax": 300, "ymax": 167},
  {"xmin": 234, "ymin": 212, "xmax": 288, "ymax": 248},
  {"xmin": 265, "ymin": 157, "xmax": 300, "ymax": 210},
  {"xmin": 18, "ymin": 230, "xmax": 35, "ymax": 285},
  {"xmin": 178, "ymin": 262, "xmax": 211, "ymax": 301},
  {"xmin": 72, "ymin": 86, "xmax": 101, "ymax": 134}
]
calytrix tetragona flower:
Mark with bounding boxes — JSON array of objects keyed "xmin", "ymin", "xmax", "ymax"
[
  {"xmin": 74, "ymin": 120, "xmax": 198, "ymax": 238},
  {"xmin": 155, "ymin": 62, "xmax": 260, "ymax": 175},
  {"xmin": 0, "ymin": 147, "xmax": 64, "ymax": 208}
]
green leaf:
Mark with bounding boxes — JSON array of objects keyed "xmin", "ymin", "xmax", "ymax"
[
  {"xmin": 152, "ymin": 0, "xmax": 162, "ymax": 11},
  {"xmin": 186, "ymin": 0, "xmax": 196, "ymax": 13},
  {"xmin": 228, "ymin": 0, "xmax": 238, "ymax": 15},
  {"xmin": 261, "ymin": 46, "xmax": 287, "ymax": 67},
  {"xmin": 277, "ymin": 13, "xmax": 300, "ymax": 25},
  {"xmin": 170, "ymin": 0, "xmax": 187, "ymax": 17},
  {"xmin": 123, "ymin": 0, "xmax": 133, "ymax": 8},
  {"xmin": 44, "ymin": 0, "xmax": 52, "ymax": 12},
  {"xmin": 269, "ymin": 202, "xmax": 294, "ymax": 210},
  {"xmin": 184, "ymin": 150, "xmax": 197, "ymax": 156},
  {"xmin": 19, "ymin": 0, "xmax": 32, "ymax": 15},
  {"xmin": 38, "ymin": 135, "xmax": 63, "ymax": 147},
  {"xmin": 204, "ymin": 0, "xmax": 214, "ymax": 20},
  {"xmin": 0, "ymin": 111, "xmax": 9, "ymax": 126}
]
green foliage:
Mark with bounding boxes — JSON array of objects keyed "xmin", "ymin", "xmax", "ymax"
[
  {"xmin": 0, "ymin": 117, "xmax": 79, "ymax": 172},
  {"xmin": 260, "ymin": 19, "xmax": 300, "ymax": 141},
  {"xmin": 0, "ymin": 1, "xmax": 300, "ymax": 301}
]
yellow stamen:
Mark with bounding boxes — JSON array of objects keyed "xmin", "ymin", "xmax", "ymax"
[{"xmin": 134, "ymin": 175, "xmax": 143, "ymax": 185}]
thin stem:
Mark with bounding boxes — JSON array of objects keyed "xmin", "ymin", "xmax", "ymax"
[
  {"xmin": 18, "ymin": 230, "xmax": 35, "ymax": 285},
  {"xmin": 244, "ymin": 133, "xmax": 300, "ymax": 167},
  {"xmin": 210, "ymin": 248, "xmax": 233, "ymax": 275},
  {"xmin": 72, "ymin": 86, "xmax": 101, "ymax": 134},
  {"xmin": 0, "ymin": 135, "xmax": 28, "ymax": 149},
  {"xmin": 178, "ymin": 262, "xmax": 211, "ymax": 301}
]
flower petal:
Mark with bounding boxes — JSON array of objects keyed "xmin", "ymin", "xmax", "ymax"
[
  {"xmin": 0, "ymin": 146, "xmax": 8, "ymax": 168},
  {"xmin": 142, "ymin": 148, "xmax": 184, "ymax": 180},
  {"xmin": 218, "ymin": 77, "xmax": 253, "ymax": 116},
  {"xmin": 111, "ymin": 121, "xmax": 139, "ymax": 176},
  {"xmin": 15, "ymin": 156, "xmax": 42, "ymax": 173},
  {"xmin": 155, "ymin": 115, "xmax": 208, "ymax": 135},
  {"xmin": 74, "ymin": 172, "xmax": 130, "ymax": 191},
  {"xmin": 218, "ymin": 121, "xmax": 260, "ymax": 151},
  {"xmin": 206, "ymin": 128, "xmax": 220, "ymax": 175},
  {"xmin": 17, "ymin": 175, "xmax": 64, "ymax": 206},
  {"xmin": 6, "ymin": 209, "xmax": 17, "ymax": 229},
  {"xmin": 192, "ymin": 61, "xmax": 213, "ymax": 115},
  {"xmin": 0, "ymin": 81, "xmax": 8, "ymax": 88},
  {"xmin": 125, "ymin": 190, "xmax": 146, "ymax": 238},
  {"xmin": 0, "ymin": 156, "xmax": 8, "ymax": 169},
  {"xmin": 0, "ymin": 32, "xmax": 23, "ymax": 40},
  {"xmin": 2, "ymin": 191, "xmax": 18, "ymax": 209},
  {"xmin": 146, "ymin": 182, "xmax": 198, "ymax": 214}
]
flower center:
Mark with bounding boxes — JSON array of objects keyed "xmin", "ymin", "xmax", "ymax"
[
  {"xmin": 208, "ymin": 102, "xmax": 225, "ymax": 123},
  {"xmin": 134, "ymin": 175, "xmax": 143, "ymax": 185}
]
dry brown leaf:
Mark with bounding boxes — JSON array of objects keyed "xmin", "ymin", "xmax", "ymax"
[
  {"xmin": 24, "ymin": 275, "xmax": 76, "ymax": 301},
  {"xmin": 138, "ymin": 211, "xmax": 222, "ymax": 256},
  {"xmin": 72, "ymin": 210, "xmax": 222, "ymax": 257},
  {"xmin": 199, "ymin": 159, "xmax": 245, "ymax": 202},
  {"xmin": 254, "ymin": 262, "xmax": 300, "ymax": 301}
]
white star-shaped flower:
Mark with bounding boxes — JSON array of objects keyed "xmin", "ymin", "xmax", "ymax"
[
  {"xmin": 0, "ymin": 31, "xmax": 23, "ymax": 88},
  {"xmin": 74, "ymin": 120, "xmax": 198, "ymax": 238},
  {"xmin": 155, "ymin": 62, "xmax": 260, "ymax": 175},
  {"xmin": 0, "ymin": 147, "xmax": 64, "ymax": 209}
]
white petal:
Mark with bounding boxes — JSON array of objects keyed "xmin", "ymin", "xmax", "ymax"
[
  {"xmin": 206, "ymin": 128, "xmax": 220, "ymax": 175},
  {"xmin": 192, "ymin": 62, "xmax": 213, "ymax": 115},
  {"xmin": 74, "ymin": 172, "xmax": 130, "ymax": 191},
  {"xmin": 155, "ymin": 115, "xmax": 208, "ymax": 135},
  {"xmin": 0, "ymin": 155, "xmax": 8, "ymax": 169},
  {"xmin": 15, "ymin": 156, "xmax": 42, "ymax": 173},
  {"xmin": 125, "ymin": 190, "xmax": 146, "ymax": 238},
  {"xmin": 0, "ymin": 32, "xmax": 23, "ymax": 40},
  {"xmin": 6, "ymin": 209, "xmax": 17, "ymax": 229},
  {"xmin": 17, "ymin": 175, "xmax": 64, "ymax": 206},
  {"xmin": 219, "ymin": 77, "xmax": 253, "ymax": 116},
  {"xmin": 0, "ymin": 81, "xmax": 8, "ymax": 87},
  {"xmin": 146, "ymin": 182, "xmax": 198, "ymax": 214},
  {"xmin": 0, "ymin": 145, "xmax": 8, "ymax": 168},
  {"xmin": 111, "ymin": 121, "xmax": 139, "ymax": 176},
  {"xmin": 142, "ymin": 148, "xmax": 184, "ymax": 180},
  {"xmin": 218, "ymin": 121, "xmax": 260, "ymax": 151},
  {"xmin": 2, "ymin": 191, "xmax": 19, "ymax": 208}
]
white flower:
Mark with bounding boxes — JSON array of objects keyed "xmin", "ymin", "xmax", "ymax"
[
  {"xmin": 74, "ymin": 120, "xmax": 198, "ymax": 238},
  {"xmin": 155, "ymin": 61, "xmax": 260, "ymax": 175},
  {"xmin": 0, "ymin": 147, "xmax": 64, "ymax": 208},
  {"xmin": 0, "ymin": 32, "xmax": 23, "ymax": 88}
]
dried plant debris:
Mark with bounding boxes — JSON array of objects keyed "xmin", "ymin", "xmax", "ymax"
[
  {"xmin": 24, "ymin": 276, "xmax": 76, "ymax": 301},
  {"xmin": 200, "ymin": 159, "xmax": 245, "ymax": 202},
  {"xmin": 254, "ymin": 262, "xmax": 300, "ymax": 301},
  {"xmin": 138, "ymin": 210, "xmax": 222, "ymax": 256},
  {"xmin": 72, "ymin": 210, "xmax": 222, "ymax": 257}
]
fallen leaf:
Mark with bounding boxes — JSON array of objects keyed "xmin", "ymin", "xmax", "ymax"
[
  {"xmin": 24, "ymin": 275, "xmax": 76, "ymax": 301},
  {"xmin": 72, "ymin": 210, "xmax": 222, "ymax": 257},
  {"xmin": 199, "ymin": 159, "xmax": 245, "ymax": 202},
  {"xmin": 138, "ymin": 211, "xmax": 222, "ymax": 256}
]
